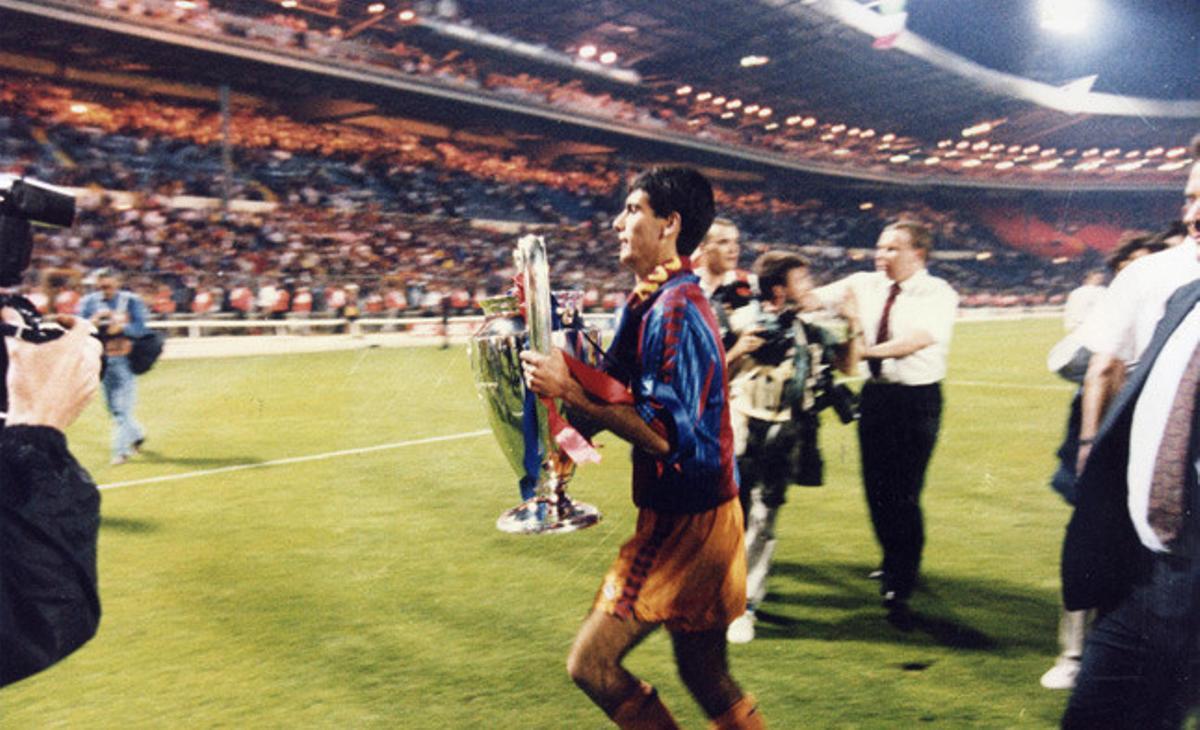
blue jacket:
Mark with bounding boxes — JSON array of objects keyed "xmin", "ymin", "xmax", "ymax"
[{"xmin": 79, "ymin": 290, "xmax": 149, "ymax": 340}]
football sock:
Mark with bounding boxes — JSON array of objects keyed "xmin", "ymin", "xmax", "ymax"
[
  {"xmin": 610, "ymin": 680, "xmax": 680, "ymax": 730},
  {"xmin": 709, "ymin": 693, "xmax": 765, "ymax": 730}
]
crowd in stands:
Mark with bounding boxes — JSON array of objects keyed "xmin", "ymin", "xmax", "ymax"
[
  {"xmin": 19, "ymin": 193, "xmax": 1106, "ymax": 322},
  {"xmin": 0, "ymin": 71, "xmax": 1168, "ymax": 321},
  {"xmin": 0, "ymin": 77, "xmax": 619, "ymax": 224},
  {"xmin": 60, "ymin": 0, "xmax": 1193, "ymax": 186}
]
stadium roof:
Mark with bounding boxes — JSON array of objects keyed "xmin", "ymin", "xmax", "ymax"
[
  {"xmin": 438, "ymin": 0, "xmax": 1199, "ymax": 150},
  {"xmin": 0, "ymin": 0, "xmax": 1195, "ymax": 193}
]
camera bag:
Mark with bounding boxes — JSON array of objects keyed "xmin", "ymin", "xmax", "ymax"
[{"xmin": 128, "ymin": 331, "xmax": 164, "ymax": 375}]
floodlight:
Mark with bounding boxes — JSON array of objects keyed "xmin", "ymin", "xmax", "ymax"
[{"xmin": 1039, "ymin": 0, "xmax": 1095, "ymax": 34}]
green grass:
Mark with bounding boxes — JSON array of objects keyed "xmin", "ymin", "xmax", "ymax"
[{"xmin": 1, "ymin": 319, "xmax": 1083, "ymax": 728}]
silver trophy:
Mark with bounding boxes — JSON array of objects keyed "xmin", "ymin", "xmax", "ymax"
[{"xmin": 469, "ymin": 235, "xmax": 603, "ymax": 534}]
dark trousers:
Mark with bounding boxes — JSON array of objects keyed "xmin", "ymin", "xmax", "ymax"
[
  {"xmin": 857, "ymin": 382, "xmax": 942, "ymax": 601},
  {"xmin": 1062, "ymin": 550, "xmax": 1200, "ymax": 729},
  {"xmin": 737, "ymin": 417, "xmax": 801, "ymax": 516}
]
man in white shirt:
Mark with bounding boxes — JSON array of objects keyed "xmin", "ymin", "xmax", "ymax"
[
  {"xmin": 1064, "ymin": 270, "xmax": 1106, "ymax": 332},
  {"xmin": 694, "ymin": 218, "xmax": 757, "ymax": 347},
  {"xmin": 1061, "ymin": 276, "xmax": 1200, "ymax": 728},
  {"xmin": 1061, "ymin": 135, "xmax": 1200, "ymax": 727},
  {"xmin": 1041, "ymin": 233, "xmax": 1172, "ymax": 691},
  {"xmin": 815, "ymin": 221, "xmax": 958, "ymax": 626},
  {"xmin": 1076, "ymin": 140, "xmax": 1200, "ymax": 469}
]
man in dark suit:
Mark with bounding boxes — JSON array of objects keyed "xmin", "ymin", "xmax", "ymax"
[{"xmin": 1061, "ymin": 277, "xmax": 1200, "ymax": 728}]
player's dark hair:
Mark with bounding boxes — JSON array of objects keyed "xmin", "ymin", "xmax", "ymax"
[{"xmin": 629, "ymin": 167, "xmax": 716, "ymax": 257}]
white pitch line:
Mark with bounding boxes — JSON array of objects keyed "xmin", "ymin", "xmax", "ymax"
[
  {"xmin": 98, "ymin": 429, "xmax": 492, "ymax": 491},
  {"xmin": 946, "ymin": 379, "xmax": 1075, "ymax": 392},
  {"xmin": 842, "ymin": 376, "xmax": 1075, "ymax": 392},
  {"xmin": 99, "ymin": 378, "xmax": 1066, "ymax": 492}
]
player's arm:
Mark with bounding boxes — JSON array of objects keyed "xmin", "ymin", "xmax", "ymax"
[{"xmin": 520, "ymin": 349, "xmax": 670, "ymax": 457}]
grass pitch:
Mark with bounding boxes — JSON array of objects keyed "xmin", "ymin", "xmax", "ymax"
[{"xmin": 2, "ymin": 318, "xmax": 1084, "ymax": 728}]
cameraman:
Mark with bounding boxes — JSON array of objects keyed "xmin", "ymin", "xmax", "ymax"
[
  {"xmin": 79, "ymin": 270, "xmax": 149, "ymax": 466},
  {"xmin": 725, "ymin": 251, "xmax": 861, "ymax": 643},
  {"xmin": 1, "ymin": 314, "xmax": 103, "ymax": 687}
]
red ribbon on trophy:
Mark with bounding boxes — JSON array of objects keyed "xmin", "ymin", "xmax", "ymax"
[{"xmin": 538, "ymin": 351, "xmax": 636, "ymax": 465}]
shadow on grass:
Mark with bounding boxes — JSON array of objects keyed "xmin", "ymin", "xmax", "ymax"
[
  {"xmin": 133, "ymin": 449, "xmax": 262, "ymax": 469},
  {"xmin": 755, "ymin": 561, "xmax": 1055, "ymax": 653},
  {"xmin": 100, "ymin": 516, "xmax": 159, "ymax": 534}
]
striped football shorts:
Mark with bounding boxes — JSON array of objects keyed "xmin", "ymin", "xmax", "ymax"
[{"xmin": 593, "ymin": 497, "xmax": 746, "ymax": 633}]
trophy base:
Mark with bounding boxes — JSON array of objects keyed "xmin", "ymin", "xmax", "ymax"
[{"xmin": 495, "ymin": 497, "xmax": 602, "ymax": 535}]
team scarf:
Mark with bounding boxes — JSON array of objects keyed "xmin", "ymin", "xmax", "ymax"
[{"xmin": 629, "ymin": 255, "xmax": 688, "ymax": 306}]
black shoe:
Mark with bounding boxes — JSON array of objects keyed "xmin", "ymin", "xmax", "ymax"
[{"xmin": 133, "ymin": 437, "xmax": 146, "ymax": 454}]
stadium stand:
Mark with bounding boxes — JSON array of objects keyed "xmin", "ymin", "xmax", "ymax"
[
  {"xmin": 8, "ymin": 0, "xmax": 1193, "ymax": 187},
  {"xmin": 0, "ymin": 69, "xmax": 1166, "ymax": 318},
  {"xmin": 0, "ymin": 1, "xmax": 1189, "ymax": 324}
]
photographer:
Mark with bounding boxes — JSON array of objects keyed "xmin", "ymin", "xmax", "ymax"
[
  {"xmin": 1, "ymin": 314, "xmax": 103, "ymax": 687},
  {"xmin": 79, "ymin": 270, "xmax": 149, "ymax": 466},
  {"xmin": 725, "ymin": 250, "xmax": 861, "ymax": 643}
]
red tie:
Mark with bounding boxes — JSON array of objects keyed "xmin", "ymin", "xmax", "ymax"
[
  {"xmin": 869, "ymin": 282, "xmax": 901, "ymax": 379},
  {"xmin": 1147, "ymin": 340, "xmax": 1200, "ymax": 547}
]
